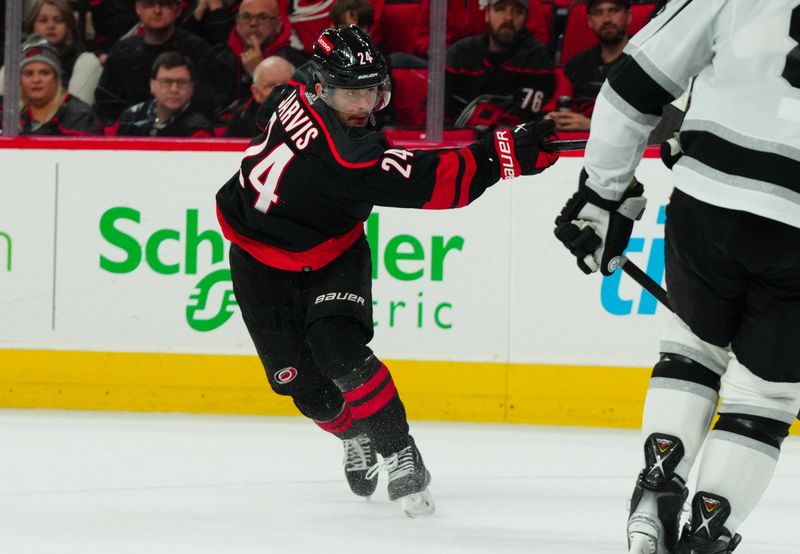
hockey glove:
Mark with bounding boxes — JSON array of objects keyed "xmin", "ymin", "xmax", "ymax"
[
  {"xmin": 660, "ymin": 136, "xmax": 683, "ymax": 169},
  {"xmin": 491, "ymin": 120, "xmax": 559, "ymax": 180},
  {"xmin": 554, "ymin": 169, "xmax": 646, "ymax": 276}
]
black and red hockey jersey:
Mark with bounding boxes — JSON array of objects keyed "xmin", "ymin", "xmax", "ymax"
[{"xmin": 216, "ymin": 69, "xmax": 504, "ymax": 272}]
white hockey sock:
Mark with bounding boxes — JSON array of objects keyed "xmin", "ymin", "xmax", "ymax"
[
  {"xmin": 694, "ymin": 431, "xmax": 779, "ymax": 532},
  {"xmin": 641, "ymin": 385, "xmax": 718, "ymax": 481}
]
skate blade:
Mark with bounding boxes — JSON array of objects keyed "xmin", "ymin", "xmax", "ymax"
[
  {"xmin": 399, "ymin": 489, "xmax": 435, "ymax": 518},
  {"xmin": 628, "ymin": 532, "xmax": 656, "ymax": 554}
]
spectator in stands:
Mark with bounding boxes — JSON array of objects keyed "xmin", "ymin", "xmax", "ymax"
[
  {"xmin": 199, "ymin": 0, "xmax": 305, "ymax": 117},
  {"xmin": 95, "ymin": 0, "xmax": 210, "ymax": 123},
  {"xmin": 182, "ymin": 0, "xmax": 240, "ymax": 46},
  {"xmin": 546, "ymin": 0, "xmax": 630, "ymax": 131},
  {"xmin": 411, "ymin": 0, "xmax": 550, "ymax": 59},
  {"xmin": 87, "ymin": 0, "xmax": 140, "ymax": 54},
  {"xmin": 445, "ymin": 0, "xmax": 553, "ymax": 131},
  {"xmin": 288, "ymin": 0, "xmax": 385, "ymax": 55},
  {"xmin": 24, "ymin": 0, "xmax": 103, "ymax": 105},
  {"xmin": 329, "ymin": 0, "xmax": 374, "ymax": 35},
  {"xmin": 224, "ymin": 55, "xmax": 294, "ymax": 137},
  {"xmin": 0, "ymin": 0, "xmax": 102, "ymax": 106},
  {"xmin": 116, "ymin": 51, "xmax": 214, "ymax": 136},
  {"xmin": 18, "ymin": 35, "xmax": 103, "ymax": 136}
]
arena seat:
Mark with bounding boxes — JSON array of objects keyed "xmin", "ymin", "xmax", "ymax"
[
  {"xmin": 390, "ymin": 67, "xmax": 428, "ymax": 126},
  {"xmin": 528, "ymin": 0, "xmax": 555, "ymax": 47},
  {"xmin": 381, "ymin": 1, "xmax": 422, "ymax": 54}
]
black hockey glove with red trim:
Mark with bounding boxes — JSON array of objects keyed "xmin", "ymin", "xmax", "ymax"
[
  {"xmin": 554, "ymin": 169, "xmax": 647, "ymax": 276},
  {"xmin": 490, "ymin": 120, "xmax": 559, "ymax": 180}
]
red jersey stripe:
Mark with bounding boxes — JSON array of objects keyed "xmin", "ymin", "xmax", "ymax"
[
  {"xmin": 422, "ymin": 150, "xmax": 459, "ymax": 209},
  {"xmin": 456, "ymin": 148, "xmax": 477, "ymax": 208},
  {"xmin": 217, "ymin": 206, "xmax": 364, "ymax": 271}
]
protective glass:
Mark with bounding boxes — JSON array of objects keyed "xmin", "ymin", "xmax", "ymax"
[{"xmin": 318, "ymin": 76, "xmax": 392, "ymax": 114}]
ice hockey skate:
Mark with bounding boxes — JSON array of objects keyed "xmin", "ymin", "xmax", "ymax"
[
  {"xmin": 367, "ymin": 436, "xmax": 434, "ymax": 518},
  {"xmin": 628, "ymin": 434, "xmax": 689, "ymax": 554},
  {"xmin": 342, "ymin": 434, "xmax": 378, "ymax": 498},
  {"xmin": 628, "ymin": 476, "xmax": 687, "ymax": 554},
  {"xmin": 674, "ymin": 492, "xmax": 742, "ymax": 553}
]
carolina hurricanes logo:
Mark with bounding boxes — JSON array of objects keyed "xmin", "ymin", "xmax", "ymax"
[
  {"xmin": 656, "ymin": 437, "xmax": 673, "ymax": 454},
  {"xmin": 290, "ymin": 0, "xmax": 335, "ymax": 21},
  {"xmin": 702, "ymin": 496, "xmax": 720, "ymax": 513},
  {"xmin": 274, "ymin": 367, "xmax": 298, "ymax": 384},
  {"xmin": 316, "ymin": 36, "xmax": 334, "ymax": 55},
  {"xmin": 24, "ymin": 47, "xmax": 45, "ymax": 58}
]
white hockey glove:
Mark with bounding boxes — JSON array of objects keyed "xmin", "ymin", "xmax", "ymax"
[{"xmin": 554, "ymin": 169, "xmax": 646, "ymax": 276}]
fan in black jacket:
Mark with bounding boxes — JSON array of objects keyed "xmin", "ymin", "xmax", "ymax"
[
  {"xmin": 94, "ymin": 0, "xmax": 210, "ymax": 123},
  {"xmin": 116, "ymin": 51, "xmax": 214, "ymax": 137},
  {"xmin": 444, "ymin": 0, "xmax": 554, "ymax": 131}
]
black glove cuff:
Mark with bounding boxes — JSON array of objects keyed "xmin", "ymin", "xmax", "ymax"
[{"xmin": 578, "ymin": 169, "xmax": 644, "ymax": 211}]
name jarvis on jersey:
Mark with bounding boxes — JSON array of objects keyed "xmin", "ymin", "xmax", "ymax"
[{"xmin": 276, "ymin": 89, "xmax": 319, "ymax": 150}]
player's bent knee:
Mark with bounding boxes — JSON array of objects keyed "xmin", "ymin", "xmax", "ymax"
[
  {"xmin": 713, "ymin": 413, "xmax": 791, "ymax": 450},
  {"xmin": 652, "ymin": 352, "xmax": 721, "ymax": 392},
  {"xmin": 306, "ymin": 316, "xmax": 373, "ymax": 379},
  {"xmin": 660, "ymin": 315, "xmax": 730, "ymax": 375},
  {"xmin": 292, "ymin": 382, "xmax": 346, "ymax": 422}
]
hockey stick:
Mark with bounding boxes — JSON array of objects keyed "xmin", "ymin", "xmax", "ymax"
[
  {"xmin": 609, "ymin": 255, "xmax": 672, "ymax": 312},
  {"xmin": 541, "ymin": 139, "xmax": 588, "ymax": 152}
]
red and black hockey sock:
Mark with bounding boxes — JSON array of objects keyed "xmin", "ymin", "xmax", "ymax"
[
  {"xmin": 313, "ymin": 402, "xmax": 362, "ymax": 440},
  {"xmin": 292, "ymin": 383, "xmax": 361, "ymax": 440},
  {"xmin": 334, "ymin": 355, "xmax": 410, "ymax": 457}
]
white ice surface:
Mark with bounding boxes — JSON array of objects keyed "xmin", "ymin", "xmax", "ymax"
[{"xmin": 0, "ymin": 410, "xmax": 797, "ymax": 553}]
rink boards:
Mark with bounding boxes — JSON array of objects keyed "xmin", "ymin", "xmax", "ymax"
[{"xmin": 2, "ymin": 138, "xmax": 783, "ymax": 430}]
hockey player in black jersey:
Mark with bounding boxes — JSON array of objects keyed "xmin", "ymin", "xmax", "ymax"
[
  {"xmin": 216, "ymin": 25, "xmax": 558, "ymax": 517},
  {"xmin": 553, "ymin": 1, "xmax": 800, "ymax": 553}
]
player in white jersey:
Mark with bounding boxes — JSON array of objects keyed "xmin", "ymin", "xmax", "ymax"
[{"xmin": 553, "ymin": 1, "xmax": 800, "ymax": 553}]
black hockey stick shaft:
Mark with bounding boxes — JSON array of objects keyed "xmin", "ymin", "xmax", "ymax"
[
  {"xmin": 615, "ymin": 255, "xmax": 672, "ymax": 312},
  {"xmin": 541, "ymin": 139, "xmax": 588, "ymax": 152}
]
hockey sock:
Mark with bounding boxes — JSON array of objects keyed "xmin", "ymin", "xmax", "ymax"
[
  {"xmin": 313, "ymin": 402, "xmax": 361, "ymax": 440},
  {"xmin": 695, "ymin": 413, "xmax": 790, "ymax": 532},
  {"xmin": 695, "ymin": 358, "xmax": 800, "ymax": 532},
  {"xmin": 334, "ymin": 355, "xmax": 410, "ymax": 457},
  {"xmin": 641, "ymin": 352, "xmax": 721, "ymax": 480},
  {"xmin": 292, "ymin": 383, "xmax": 361, "ymax": 440}
]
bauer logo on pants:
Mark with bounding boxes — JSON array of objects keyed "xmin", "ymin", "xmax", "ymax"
[
  {"xmin": 314, "ymin": 292, "xmax": 366, "ymax": 305},
  {"xmin": 275, "ymin": 367, "xmax": 298, "ymax": 384}
]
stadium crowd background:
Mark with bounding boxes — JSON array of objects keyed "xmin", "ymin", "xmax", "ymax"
[{"xmin": 0, "ymin": 0, "xmax": 661, "ymax": 138}]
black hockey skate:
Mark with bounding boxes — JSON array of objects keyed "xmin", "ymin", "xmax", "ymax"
[
  {"xmin": 674, "ymin": 492, "xmax": 742, "ymax": 553},
  {"xmin": 342, "ymin": 434, "xmax": 378, "ymax": 498},
  {"xmin": 628, "ymin": 434, "xmax": 689, "ymax": 554},
  {"xmin": 368, "ymin": 436, "xmax": 434, "ymax": 517}
]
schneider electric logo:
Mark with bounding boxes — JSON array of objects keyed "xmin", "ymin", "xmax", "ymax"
[
  {"xmin": 97, "ymin": 208, "xmax": 463, "ymax": 333},
  {"xmin": 0, "ymin": 231, "xmax": 11, "ymax": 272},
  {"xmin": 99, "ymin": 207, "xmax": 237, "ymax": 332},
  {"xmin": 366, "ymin": 212, "xmax": 462, "ymax": 330}
]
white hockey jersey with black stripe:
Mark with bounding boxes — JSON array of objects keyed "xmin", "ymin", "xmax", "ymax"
[{"xmin": 584, "ymin": 0, "xmax": 800, "ymax": 229}]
